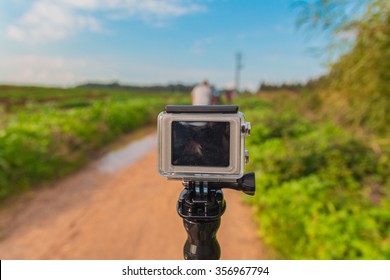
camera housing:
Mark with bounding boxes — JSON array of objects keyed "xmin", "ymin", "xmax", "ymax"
[{"xmin": 158, "ymin": 105, "xmax": 250, "ymax": 181}]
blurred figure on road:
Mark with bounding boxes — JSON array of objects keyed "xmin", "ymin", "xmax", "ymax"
[{"xmin": 191, "ymin": 80, "xmax": 213, "ymax": 105}]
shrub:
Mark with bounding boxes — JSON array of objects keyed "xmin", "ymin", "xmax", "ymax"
[{"xmin": 243, "ymin": 100, "xmax": 390, "ymax": 259}]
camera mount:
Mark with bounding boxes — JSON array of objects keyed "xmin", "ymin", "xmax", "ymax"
[{"xmin": 177, "ymin": 172, "xmax": 255, "ymax": 260}]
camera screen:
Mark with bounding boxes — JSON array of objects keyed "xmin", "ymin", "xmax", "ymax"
[{"xmin": 172, "ymin": 121, "xmax": 230, "ymax": 167}]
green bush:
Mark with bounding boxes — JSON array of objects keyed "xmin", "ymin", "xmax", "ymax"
[
  {"xmin": 242, "ymin": 99, "xmax": 390, "ymax": 259},
  {"xmin": 0, "ymin": 97, "xmax": 165, "ymax": 201}
]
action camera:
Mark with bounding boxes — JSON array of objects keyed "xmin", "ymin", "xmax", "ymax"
[{"xmin": 158, "ymin": 105, "xmax": 251, "ymax": 182}]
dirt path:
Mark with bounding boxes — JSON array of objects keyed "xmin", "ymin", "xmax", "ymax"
[{"xmin": 0, "ymin": 129, "xmax": 270, "ymax": 260}]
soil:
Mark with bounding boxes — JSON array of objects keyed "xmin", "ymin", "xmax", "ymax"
[{"xmin": 0, "ymin": 129, "xmax": 271, "ymax": 260}]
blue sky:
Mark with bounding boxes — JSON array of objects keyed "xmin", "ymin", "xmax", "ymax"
[{"xmin": 0, "ymin": 0, "xmax": 329, "ymax": 91}]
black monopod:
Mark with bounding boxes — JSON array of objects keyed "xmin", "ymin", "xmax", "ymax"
[{"xmin": 177, "ymin": 172, "xmax": 255, "ymax": 260}]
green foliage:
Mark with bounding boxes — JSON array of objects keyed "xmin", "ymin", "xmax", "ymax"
[
  {"xmin": 0, "ymin": 86, "xmax": 177, "ymax": 201},
  {"xmin": 297, "ymin": 0, "xmax": 390, "ymax": 136},
  {"xmin": 328, "ymin": 1, "xmax": 390, "ymax": 135},
  {"xmin": 241, "ymin": 97, "xmax": 390, "ymax": 259}
]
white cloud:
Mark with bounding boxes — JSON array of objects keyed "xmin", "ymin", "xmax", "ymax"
[
  {"xmin": 6, "ymin": 1, "xmax": 101, "ymax": 43},
  {"xmin": 6, "ymin": 0, "xmax": 207, "ymax": 43}
]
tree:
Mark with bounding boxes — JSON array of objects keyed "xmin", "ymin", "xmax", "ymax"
[{"xmin": 297, "ymin": 0, "xmax": 390, "ymax": 135}]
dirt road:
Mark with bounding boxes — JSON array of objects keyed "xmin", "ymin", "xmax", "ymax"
[{"xmin": 0, "ymin": 129, "xmax": 270, "ymax": 259}]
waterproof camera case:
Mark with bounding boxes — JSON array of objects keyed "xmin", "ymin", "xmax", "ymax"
[{"xmin": 158, "ymin": 105, "xmax": 251, "ymax": 181}]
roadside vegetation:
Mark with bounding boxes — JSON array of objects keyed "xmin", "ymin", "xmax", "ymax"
[
  {"xmin": 239, "ymin": 96, "xmax": 389, "ymax": 259},
  {"xmin": 0, "ymin": 86, "xmax": 189, "ymax": 202}
]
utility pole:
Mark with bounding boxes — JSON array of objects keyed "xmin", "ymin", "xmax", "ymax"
[{"xmin": 235, "ymin": 52, "xmax": 243, "ymax": 94}]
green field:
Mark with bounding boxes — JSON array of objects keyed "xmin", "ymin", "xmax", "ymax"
[{"xmin": 0, "ymin": 85, "xmax": 189, "ymax": 201}]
